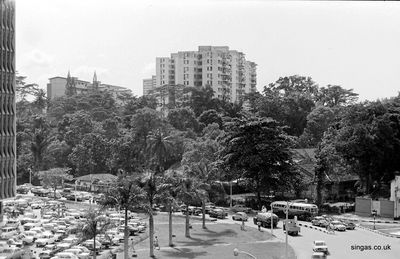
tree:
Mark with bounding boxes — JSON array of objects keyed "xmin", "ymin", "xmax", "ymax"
[
  {"xmin": 316, "ymin": 85, "xmax": 359, "ymax": 107},
  {"xmin": 147, "ymin": 129, "xmax": 175, "ymax": 174},
  {"xmin": 167, "ymin": 108, "xmax": 200, "ymax": 132},
  {"xmin": 136, "ymin": 170, "xmax": 170, "ymax": 258},
  {"xmin": 220, "ymin": 116, "xmax": 298, "ymax": 208},
  {"xmin": 102, "ymin": 175, "xmax": 144, "ymax": 259},
  {"xmin": 68, "ymin": 133, "xmax": 112, "ymax": 176},
  {"xmin": 183, "ymin": 86, "xmax": 217, "ymax": 117},
  {"xmin": 299, "ymin": 106, "xmax": 335, "ymax": 147},
  {"xmin": 173, "ymin": 172, "xmax": 201, "ymax": 238},
  {"xmin": 332, "ymin": 101, "xmax": 400, "ymax": 196},
  {"xmin": 259, "ymin": 75, "xmax": 318, "ymax": 136},
  {"xmin": 30, "ymin": 115, "xmax": 53, "ymax": 173},
  {"xmin": 198, "ymin": 109, "xmax": 223, "ymax": 129},
  {"xmin": 81, "ymin": 209, "xmax": 111, "ymax": 259},
  {"xmin": 37, "ymin": 168, "xmax": 72, "ymax": 198},
  {"xmin": 182, "ymin": 137, "xmax": 222, "ymax": 229}
]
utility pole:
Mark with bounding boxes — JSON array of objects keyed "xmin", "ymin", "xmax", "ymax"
[
  {"xmin": 230, "ymin": 181, "xmax": 233, "ymax": 208},
  {"xmin": 285, "ymin": 201, "xmax": 291, "ymax": 259},
  {"xmin": 270, "ymin": 204, "xmax": 273, "ymax": 236}
]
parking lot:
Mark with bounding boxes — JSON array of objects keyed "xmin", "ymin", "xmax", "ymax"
[{"xmin": 0, "ymin": 189, "xmax": 148, "ymax": 259}]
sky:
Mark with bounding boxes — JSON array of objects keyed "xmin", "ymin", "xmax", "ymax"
[{"xmin": 16, "ymin": 0, "xmax": 400, "ymax": 101}]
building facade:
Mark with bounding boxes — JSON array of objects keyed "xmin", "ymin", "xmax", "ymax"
[
  {"xmin": 47, "ymin": 72, "xmax": 132, "ymax": 104},
  {"xmin": 148, "ymin": 46, "xmax": 257, "ymax": 103},
  {"xmin": 0, "ymin": 0, "xmax": 16, "ymax": 220},
  {"xmin": 143, "ymin": 75, "xmax": 156, "ymax": 95}
]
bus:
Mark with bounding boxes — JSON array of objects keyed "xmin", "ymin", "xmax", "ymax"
[{"xmin": 271, "ymin": 200, "xmax": 318, "ymax": 221}]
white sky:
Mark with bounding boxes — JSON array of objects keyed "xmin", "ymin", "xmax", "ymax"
[{"xmin": 16, "ymin": 0, "xmax": 400, "ymax": 101}]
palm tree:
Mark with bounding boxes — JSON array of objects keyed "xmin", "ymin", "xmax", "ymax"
[
  {"xmin": 146, "ymin": 128, "xmax": 174, "ymax": 174},
  {"xmin": 101, "ymin": 175, "xmax": 144, "ymax": 259},
  {"xmin": 184, "ymin": 161, "xmax": 219, "ymax": 230},
  {"xmin": 174, "ymin": 172, "xmax": 201, "ymax": 238},
  {"xmin": 136, "ymin": 170, "xmax": 170, "ymax": 258},
  {"xmin": 81, "ymin": 209, "xmax": 110, "ymax": 259},
  {"xmin": 161, "ymin": 170, "xmax": 182, "ymax": 247}
]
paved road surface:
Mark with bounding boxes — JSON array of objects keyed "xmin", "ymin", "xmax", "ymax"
[{"xmin": 226, "ymin": 217, "xmax": 400, "ymax": 259}]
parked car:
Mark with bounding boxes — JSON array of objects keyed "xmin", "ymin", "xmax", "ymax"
[
  {"xmin": 7, "ymin": 237, "xmax": 23, "ymax": 248},
  {"xmin": 81, "ymin": 240, "xmax": 102, "ymax": 252},
  {"xmin": 232, "ymin": 212, "xmax": 248, "ymax": 221},
  {"xmin": 35, "ymin": 232, "xmax": 56, "ymax": 247},
  {"xmin": 54, "ymin": 230, "xmax": 68, "ymax": 242},
  {"xmin": 52, "ymin": 252, "xmax": 79, "ymax": 259},
  {"xmin": 0, "ymin": 246, "xmax": 22, "ymax": 259},
  {"xmin": 204, "ymin": 203, "xmax": 216, "ymax": 214},
  {"xmin": 232, "ymin": 204, "xmax": 252, "ymax": 213},
  {"xmin": 311, "ymin": 216, "xmax": 324, "ymax": 226},
  {"xmin": 0, "ymin": 226, "xmax": 19, "ymax": 240},
  {"xmin": 209, "ymin": 208, "xmax": 226, "ymax": 219},
  {"xmin": 345, "ymin": 221, "xmax": 356, "ymax": 230},
  {"xmin": 63, "ymin": 249, "xmax": 90, "ymax": 259},
  {"xmin": 22, "ymin": 231, "xmax": 38, "ymax": 245},
  {"xmin": 313, "ymin": 240, "xmax": 329, "ymax": 254}
]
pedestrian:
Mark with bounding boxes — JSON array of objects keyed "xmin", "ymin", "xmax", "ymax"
[
  {"xmin": 154, "ymin": 236, "xmax": 160, "ymax": 250},
  {"xmin": 241, "ymin": 218, "xmax": 245, "ymax": 231},
  {"xmin": 257, "ymin": 221, "xmax": 261, "ymax": 231}
]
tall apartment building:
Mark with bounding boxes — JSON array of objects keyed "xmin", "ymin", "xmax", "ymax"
[
  {"xmin": 47, "ymin": 72, "xmax": 132, "ymax": 104},
  {"xmin": 149, "ymin": 46, "xmax": 257, "ymax": 103},
  {"xmin": 0, "ymin": 0, "xmax": 16, "ymax": 220},
  {"xmin": 143, "ymin": 75, "xmax": 156, "ymax": 95}
]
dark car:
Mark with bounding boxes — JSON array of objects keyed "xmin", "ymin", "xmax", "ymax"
[
  {"xmin": 343, "ymin": 221, "xmax": 356, "ymax": 230},
  {"xmin": 209, "ymin": 208, "xmax": 226, "ymax": 219}
]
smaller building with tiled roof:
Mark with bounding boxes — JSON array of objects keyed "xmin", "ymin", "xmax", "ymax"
[{"xmin": 75, "ymin": 174, "xmax": 117, "ymax": 192}]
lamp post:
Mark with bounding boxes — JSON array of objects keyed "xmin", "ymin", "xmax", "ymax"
[
  {"xmin": 285, "ymin": 201, "xmax": 289, "ymax": 259},
  {"xmin": 74, "ymin": 180, "xmax": 78, "ymax": 203},
  {"xmin": 233, "ymin": 248, "xmax": 257, "ymax": 259},
  {"xmin": 230, "ymin": 180, "xmax": 233, "ymax": 208},
  {"xmin": 28, "ymin": 168, "xmax": 32, "ymax": 185},
  {"xmin": 270, "ymin": 204, "xmax": 274, "ymax": 236},
  {"xmin": 395, "ymin": 187, "xmax": 399, "ymax": 219}
]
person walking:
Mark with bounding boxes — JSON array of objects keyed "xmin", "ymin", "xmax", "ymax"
[
  {"xmin": 154, "ymin": 236, "xmax": 160, "ymax": 250},
  {"xmin": 241, "ymin": 218, "xmax": 245, "ymax": 231},
  {"xmin": 257, "ymin": 221, "xmax": 261, "ymax": 231}
]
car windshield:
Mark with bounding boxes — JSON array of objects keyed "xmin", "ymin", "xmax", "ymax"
[{"xmin": 315, "ymin": 241, "xmax": 326, "ymax": 246}]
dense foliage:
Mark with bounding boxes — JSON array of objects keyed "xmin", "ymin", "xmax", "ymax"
[{"xmin": 15, "ymin": 74, "xmax": 400, "ymax": 206}]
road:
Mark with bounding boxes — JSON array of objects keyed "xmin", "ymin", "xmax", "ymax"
[{"xmin": 225, "ymin": 216, "xmax": 400, "ymax": 259}]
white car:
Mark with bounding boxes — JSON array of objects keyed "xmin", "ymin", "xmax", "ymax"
[
  {"xmin": 329, "ymin": 220, "xmax": 346, "ymax": 231},
  {"xmin": 35, "ymin": 232, "xmax": 56, "ymax": 247},
  {"xmin": 0, "ymin": 226, "xmax": 19, "ymax": 240},
  {"xmin": 63, "ymin": 248, "xmax": 90, "ymax": 259},
  {"xmin": 81, "ymin": 239, "xmax": 102, "ymax": 251},
  {"xmin": 57, "ymin": 237, "xmax": 79, "ymax": 249},
  {"xmin": 22, "ymin": 231, "xmax": 38, "ymax": 245},
  {"xmin": 0, "ymin": 246, "xmax": 21, "ymax": 259},
  {"xmin": 51, "ymin": 252, "xmax": 79, "ymax": 259},
  {"xmin": 313, "ymin": 240, "xmax": 329, "ymax": 254},
  {"xmin": 232, "ymin": 212, "xmax": 248, "ymax": 221}
]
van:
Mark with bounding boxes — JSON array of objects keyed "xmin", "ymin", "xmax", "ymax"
[{"xmin": 0, "ymin": 226, "xmax": 19, "ymax": 239}]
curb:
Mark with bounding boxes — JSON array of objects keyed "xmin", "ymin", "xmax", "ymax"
[
  {"xmin": 357, "ymin": 224, "xmax": 400, "ymax": 239},
  {"xmin": 333, "ymin": 216, "xmax": 400, "ymax": 224},
  {"xmin": 297, "ymin": 223, "xmax": 334, "ymax": 235}
]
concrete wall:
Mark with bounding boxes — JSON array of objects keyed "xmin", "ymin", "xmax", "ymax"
[
  {"xmin": 355, "ymin": 197, "xmax": 372, "ymax": 217},
  {"xmin": 380, "ymin": 200, "xmax": 394, "ymax": 218}
]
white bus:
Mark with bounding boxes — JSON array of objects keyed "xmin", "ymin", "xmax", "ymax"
[{"xmin": 271, "ymin": 201, "xmax": 318, "ymax": 221}]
